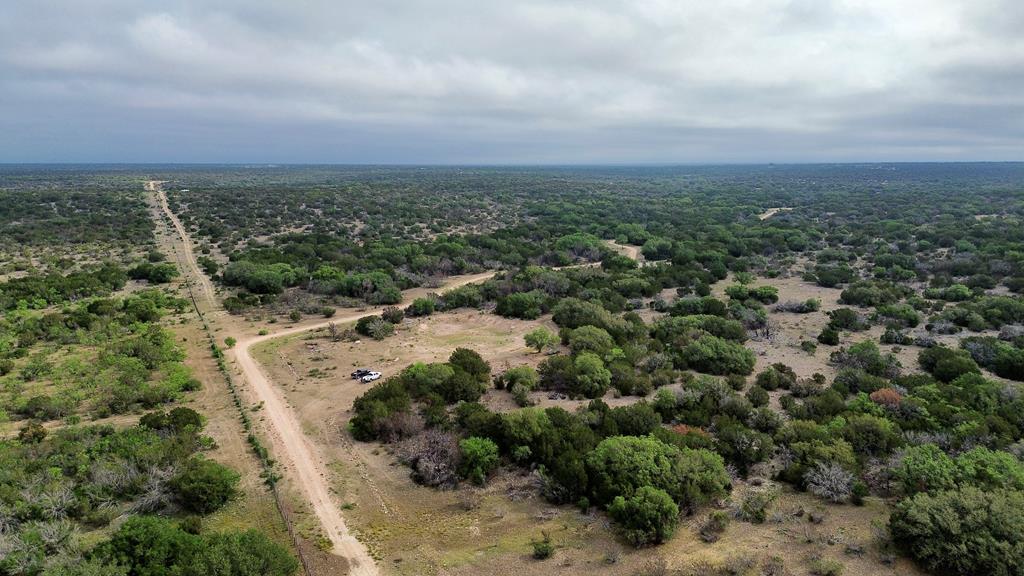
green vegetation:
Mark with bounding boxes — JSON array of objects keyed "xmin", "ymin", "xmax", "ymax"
[
  {"xmin": 1, "ymin": 290, "xmax": 196, "ymax": 421},
  {"xmin": 891, "ymin": 487, "xmax": 1024, "ymax": 576},
  {"xmin": 0, "ymin": 172, "xmax": 296, "ymax": 576},
  {"xmin": 91, "ymin": 516, "xmax": 296, "ymax": 576},
  {"xmin": 6, "ymin": 164, "xmax": 1024, "ymax": 573}
]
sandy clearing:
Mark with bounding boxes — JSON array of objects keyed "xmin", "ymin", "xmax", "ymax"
[
  {"xmin": 758, "ymin": 207, "xmax": 793, "ymax": 220},
  {"xmin": 260, "ymin": 291, "xmax": 928, "ymax": 576}
]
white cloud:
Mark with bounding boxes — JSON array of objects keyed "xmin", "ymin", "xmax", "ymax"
[{"xmin": 0, "ymin": 0, "xmax": 1020, "ymax": 162}]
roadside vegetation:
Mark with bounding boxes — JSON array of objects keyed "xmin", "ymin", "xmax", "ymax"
[{"xmin": 0, "ymin": 170, "xmax": 297, "ymax": 576}]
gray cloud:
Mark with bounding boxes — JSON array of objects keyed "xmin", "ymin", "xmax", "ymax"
[{"xmin": 0, "ymin": 0, "xmax": 1021, "ymax": 163}]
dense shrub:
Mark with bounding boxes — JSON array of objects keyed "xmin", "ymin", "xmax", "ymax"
[
  {"xmin": 680, "ymin": 335, "xmax": 756, "ymax": 375},
  {"xmin": 817, "ymin": 326, "xmax": 840, "ymax": 346},
  {"xmin": 918, "ymin": 346, "xmax": 980, "ymax": 382},
  {"xmin": 775, "ymin": 298, "xmax": 821, "ymax": 313},
  {"xmin": 171, "ymin": 457, "xmax": 241, "ymax": 514},
  {"xmin": 459, "ymin": 436, "xmax": 499, "ymax": 485},
  {"xmin": 830, "ymin": 341, "xmax": 900, "ymax": 378},
  {"xmin": 608, "ymin": 486, "xmax": 679, "ymax": 547},
  {"xmin": 585, "ymin": 435, "xmax": 730, "ymax": 510},
  {"xmin": 652, "ymin": 315, "xmax": 747, "ymax": 343},
  {"xmin": 129, "ymin": 261, "xmax": 180, "ymax": 284},
  {"xmin": 891, "ymin": 487, "xmax": 1024, "ymax": 576},
  {"xmin": 496, "ymin": 291, "xmax": 546, "ymax": 319},
  {"xmin": 94, "ymin": 515, "xmax": 297, "ymax": 576},
  {"xmin": 827, "ymin": 308, "xmax": 869, "ymax": 331},
  {"xmin": 406, "ymin": 297, "xmax": 436, "ymax": 317}
]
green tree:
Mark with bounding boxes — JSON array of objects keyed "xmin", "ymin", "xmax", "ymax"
[
  {"xmin": 573, "ymin": 352, "xmax": 611, "ymax": 398},
  {"xmin": 524, "ymin": 327, "xmax": 557, "ymax": 353},
  {"xmin": 537, "ymin": 354, "xmax": 577, "ymax": 392},
  {"xmin": 585, "ymin": 435, "xmax": 730, "ymax": 509},
  {"xmin": 956, "ymin": 447, "xmax": 1024, "ymax": 490},
  {"xmin": 449, "ymin": 348, "xmax": 490, "ymax": 383},
  {"xmin": 568, "ymin": 325, "xmax": 615, "ymax": 356},
  {"xmin": 96, "ymin": 515, "xmax": 195, "ymax": 576},
  {"xmin": 459, "ymin": 436, "xmax": 499, "ymax": 485},
  {"xmin": 171, "ymin": 457, "xmax": 241, "ymax": 514},
  {"xmin": 608, "ymin": 486, "xmax": 679, "ymax": 547},
  {"xmin": 895, "ymin": 444, "xmax": 957, "ymax": 495},
  {"xmin": 840, "ymin": 414, "xmax": 901, "ymax": 457}
]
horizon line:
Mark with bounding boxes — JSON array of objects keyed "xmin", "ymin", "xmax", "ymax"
[{"xmin": 1, "ymin": 160, "xmax": 1022, "ymax": 168}]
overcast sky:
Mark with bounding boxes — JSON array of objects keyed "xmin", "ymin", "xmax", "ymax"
[{"xmin": 2, "ymin": 1, "xmax": 1021, "ymax": 163}]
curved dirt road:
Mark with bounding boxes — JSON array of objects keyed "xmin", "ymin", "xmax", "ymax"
[
  {"xmin": 607, "ymin": 240, "xmax": 642, "ymax": 262},
  {"xmin": 230, "ymin": 271, "xmax": 494, "ymax": 576}
]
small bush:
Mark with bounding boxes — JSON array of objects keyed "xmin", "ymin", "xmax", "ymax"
[
  {"xmin": 532, "ymin": 531, "xmax": 554, "ymax": 559},
  {"xmin": 735, "ymin": 486, "xmax": 778, "ymax": 524},
  {"xmin": 458, "ymin": 436, "xmax": 499, "ymax": 485},
  {"xmin": 817, "ymin": 327, "xmax": 840, "ymax": 346},
  {"xmin": 809, "ymin": 558, "xmax": 844, "ymax": 576},
  {"xmin": 745, "ymin": 385, "xmax": 769, "ymax": 407},
  {"xmin": 406, "ymin": 297, "xmax": 436, "ymax": 317},
  {"xmin": 381, "ymin": 306, "xmax": 405, "ymax": 324},
  {"xmin": 699, "ymin": 510, "xmax": 730, "ymax": 542}
]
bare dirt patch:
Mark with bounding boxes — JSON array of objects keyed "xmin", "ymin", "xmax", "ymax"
[{"xmin": 758, "ymin": 207, "xmax": 793, "ymax": 220}]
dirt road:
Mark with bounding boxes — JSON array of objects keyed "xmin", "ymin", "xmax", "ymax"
[
  {"xmin": 607, "ymin": 240, "xmax": 643, "ymax": 262},
  {"xmin": 147, "ymin": 181, "xmax": 218, "ymax": 311},
  {"xmin": 148, "ymin": 178, "xmax": 382, "ymax": 574}
]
